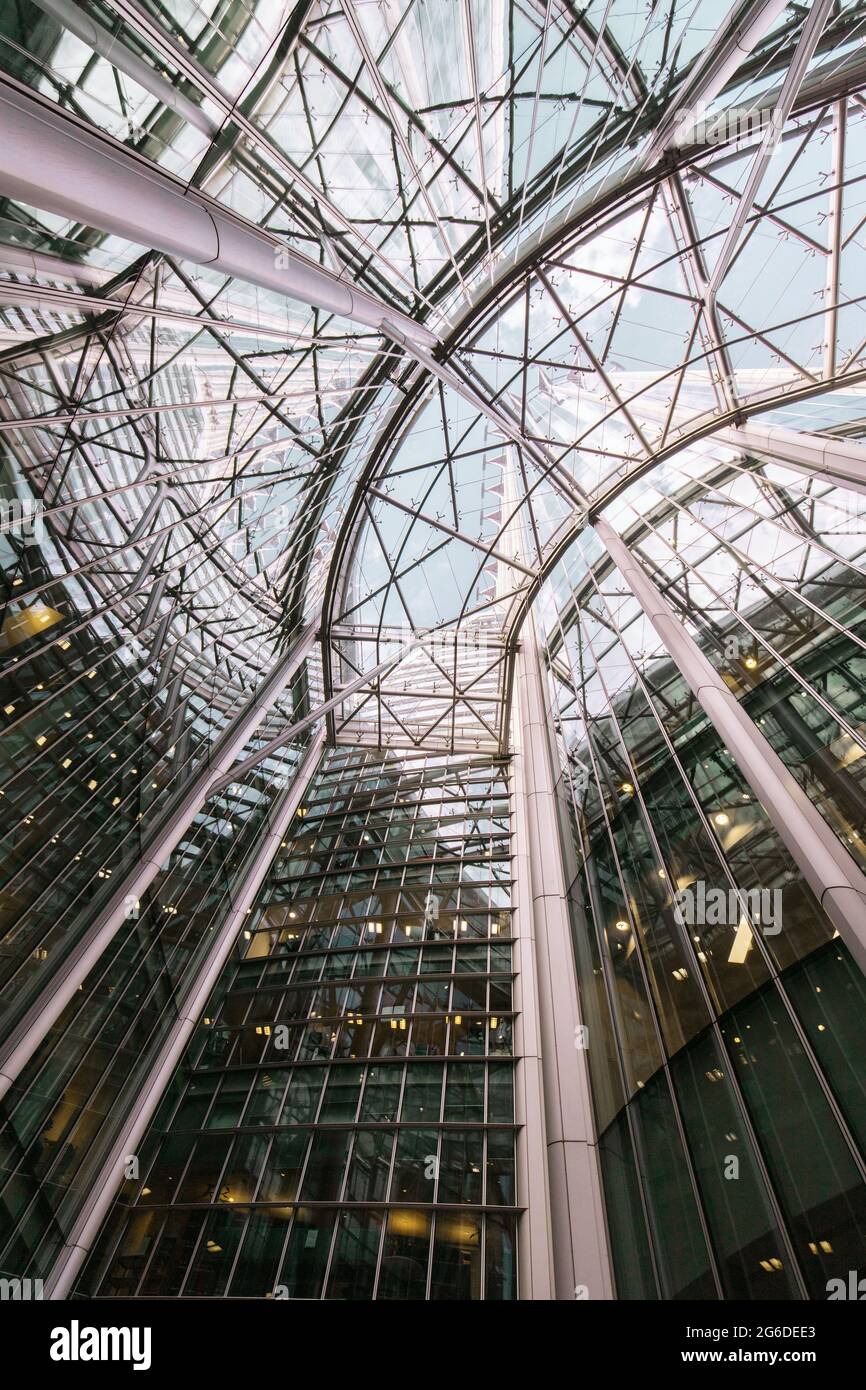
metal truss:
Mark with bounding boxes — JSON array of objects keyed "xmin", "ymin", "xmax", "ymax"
[{"xmin": 1, "ymin": 0, "xmax": 866, "ymax": 800}]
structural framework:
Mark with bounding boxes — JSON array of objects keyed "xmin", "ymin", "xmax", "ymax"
[{"xmin": 0, "ymin": 0, "xmax": 865, "ymax": 1305}]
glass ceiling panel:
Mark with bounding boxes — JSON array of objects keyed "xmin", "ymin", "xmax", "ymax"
[{"xmin": 1, "ymin": 0, "xmax": 865, "ymax": 765}]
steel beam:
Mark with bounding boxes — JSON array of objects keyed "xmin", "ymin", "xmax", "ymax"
[
  {"xmin": 212, "ymin": 635, "xmax": 425, "ymax": 790},
  {"xmin": 646, "ymin": 0, "xmax": 790, "ymax": 160},
  {"xmin": 29, "ymin": 0, "xmax": 218, "ymax": 136},
  {"xmin": 0, "ymin": 77, "xmax": 437, "ymax": 349},
  {"xmin": 722, "ymin": 419, "xmax": 866, "ymax": 494},
  {"xmin": 704, "ymin": 0, "xmax": 835, "ymax": 303}
]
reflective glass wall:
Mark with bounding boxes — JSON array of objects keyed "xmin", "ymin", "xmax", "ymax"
[
  {"xmin": 0, "ymin": 432, "xmax": 315, "ymax": 1281},
  {"xmin": 80, "ymin": 747, "xmax": 518, "ymax": 1299},
  {"xmin": 542, "ymin": 460, "xmax": 866, "ymax": 1300}
]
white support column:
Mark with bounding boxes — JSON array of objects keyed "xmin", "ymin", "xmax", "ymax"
[
  {"xmin": 0, "ymin": 77, "xmax": 437, "ymax": 350},
  {"xmin": 46, "ymin": 730, "xmax": 325, "ymax": 1299},
  {"xmin": 0, "ymin": 622, "xmax": 317, "ymax": 1102},
  {"xmin": 513, "ymin": 613, "xmax": 615, "ymax": 1301},
  {"xmin": 722, "ymin": 419, "xmax": 866, "ymax": 494},
  {"xmin": 510, "ymin": 707, "xmax": 556, "ymax": 1301},
  {"xmin": 595, "ymin": 513, "xmax": 866, "ymax": 977},
  {"xmin": 28, "ymin": 0, "xmax": 219, "ymax": 136},
  {"xmin": 824, "ymin": 99, "xmax": 846, "ymax": 377}
]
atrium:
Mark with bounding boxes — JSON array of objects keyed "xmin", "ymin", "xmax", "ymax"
[{"xmin": 0, "ymin": 0, "xmax": 865, "ymax": 1305}]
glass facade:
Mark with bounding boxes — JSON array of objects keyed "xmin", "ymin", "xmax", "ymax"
[
  {"xmin": 542, "ymin": 465, "xmax": 866, "ymax": 1300},
  {"xmin": 0, "ymin": 581, "xmax": 313, "ymax": 1280},
  {"xmin": 79, "ymin": 748, "xmax": 518, "ymax": 1299}
]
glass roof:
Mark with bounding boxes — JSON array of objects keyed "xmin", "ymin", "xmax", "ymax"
[{"xmin": 1, "ymin": 0, "xmax": 865, "ymax": 761}]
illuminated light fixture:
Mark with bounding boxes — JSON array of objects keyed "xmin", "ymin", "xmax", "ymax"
[
  {"xmin": 614, "ymin": 920, "xmax": 629, "ymax": 932},
  {"xmin": 60, "ymin": 640, "xmax": 71, "ymax": 650},
  {"xmin": 817, "ymin": 1023, "xmax": 826, "ymax": 1032},
  {"xmin": 112, "ymin": 797, "xmax": 121, "ymax": 806},
  {"xmin": 0, "ymin": 603, "xmax": 62, "ymax": 647},
  {"xmin": 490, "ymin": 1017, "xmax": 499, "ymax": 1029},
  {"xmin": 714, "ymin": 812, "xmax": 729, "ymax": 826},
  {"xmin": 620, "ymin": 781, "xmax": 634, "ymax": 794},
  {"xmin": 35, "ymin": 734, "xmax": 46, "ymax": 746},
  {"xmin": 289, "ymin": 911, "xmax": 297, "ymax": 920},
  {"xmin": 744, "ymin": 656, "xmax": 758, "ymax": 669},
  {"xmin": 672, "ymin": 967, "xmax": 689, "ymax": 981},
  {"xmin": 3, "ymin": 703, "xmax": 14, "ymax": 715},
  {"xmin": 141, "ymin": 1188, "xmax": 151, "ymax": 1197},
  {"xmin": 728, "ymin": 917, "xmax": 754, "ymax": 965},
  {"xmin": 657, "ymin": 869, "xmax": 666, "ymax": 879},
  {"xmin": 87, "ymin": 778, "xmax": 98, "ymax": 791}
]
